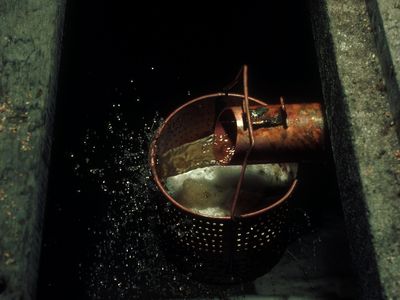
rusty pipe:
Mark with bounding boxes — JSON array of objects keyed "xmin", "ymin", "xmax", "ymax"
[{"xmin": 213, "ymin": 102, "xmax": 325, "ymax": 165}]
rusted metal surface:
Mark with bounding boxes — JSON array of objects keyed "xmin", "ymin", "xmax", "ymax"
[{"xmin": 214, "ymin": 102, "xmax": 325, "ymax": 165}]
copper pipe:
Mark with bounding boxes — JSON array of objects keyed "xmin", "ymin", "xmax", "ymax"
[{"xmin": 214, "ymin": 102, "xmax": 325, "ymax": 165}]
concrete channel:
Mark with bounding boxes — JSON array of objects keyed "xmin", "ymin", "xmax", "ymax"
[{"xmin": 0, "ymin": 0, "xmax": 399, "ymax": 299}]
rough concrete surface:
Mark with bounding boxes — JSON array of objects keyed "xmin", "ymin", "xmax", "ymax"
[
  {"xmin": 0, "ymin": 1, "xmax": 65, "ymax": 299},
  {"xmin": 366, "ymin": 0, "xmax": 400, "ymax": 139},
  {"xmin": 310, "ymin": 0, "xmax": 400, "ymax": 299},
  {"xmin": 253, "ymin": 219, "xmax": 355, "ymax": 299}
]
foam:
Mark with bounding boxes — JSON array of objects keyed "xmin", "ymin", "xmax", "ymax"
[{"xmin": 165, "ymin": 163, "xmax": 297, "ymax": 217}]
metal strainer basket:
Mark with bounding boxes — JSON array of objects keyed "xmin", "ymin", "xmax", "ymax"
[{"xmin": 149, "ymin": 91, "xmax": 299, "ymax": 283}]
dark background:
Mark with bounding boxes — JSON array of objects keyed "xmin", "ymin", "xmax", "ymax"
[{"xmin": 37, "ymin": 1, "xmax": 347, "ymax": 299}]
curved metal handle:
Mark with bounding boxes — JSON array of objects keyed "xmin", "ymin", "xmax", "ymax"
[{"xmin": 230, "ymin": 65, "xmax": 256, "ymax": 219}]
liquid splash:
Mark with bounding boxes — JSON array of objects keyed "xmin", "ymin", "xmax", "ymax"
[{"xmin": 71, "ymin": 104, "xmax": 248, "ymax": 299}]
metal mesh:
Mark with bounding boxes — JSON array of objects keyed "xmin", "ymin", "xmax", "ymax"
[
  {"xmin": 159, "ymin": 200, "xmax": 290, "ymax": 283},
  {"xmin": 150, "ymin": 93, "xmax": 297, "ymax": 283}
]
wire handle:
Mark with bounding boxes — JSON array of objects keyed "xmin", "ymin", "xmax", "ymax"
[{"xmin": 230, "ymin": 65, "xmax": 256, "ymax": 219}]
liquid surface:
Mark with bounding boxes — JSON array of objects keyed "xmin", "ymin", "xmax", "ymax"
[
  {"xmin": 159, "ymin": 135, "xmax": 217, "ymax": 178},
  {"xmin": 160, "ymin": 134, "xmax": 297, "ymax": 217},
  {"xmin": 159, "ymin": 133, "xmax": 237, "ymax": 178},
  {"xmin": 166, "ymin": 163, "xmax": 298, "ymax": 217}
]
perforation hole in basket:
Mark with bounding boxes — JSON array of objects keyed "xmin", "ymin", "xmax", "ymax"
[{"xmin": 183, "ymin": 219, "xmax": 225, "ymax": 252}]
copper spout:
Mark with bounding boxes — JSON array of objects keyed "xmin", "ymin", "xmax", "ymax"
[{"xmin": 214, "ymin": 102, "xmax": 325, "ymax": 164}]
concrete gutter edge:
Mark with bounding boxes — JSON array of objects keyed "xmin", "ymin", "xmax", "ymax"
[
  {"xmin": 0, "ymin": 1, "xmax": 66, "ymax": 299},
  {"xmin": 310, "ymin": 0, "xmax": 400, "ymax": 299},
  {"xmin": 365, "ymin": 0, "xmax": 400, "ymax": 139}
]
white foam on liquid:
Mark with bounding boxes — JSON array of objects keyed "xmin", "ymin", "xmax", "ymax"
[{"xmin": 165, "ymin": 163, "xmax": 298, "ymax": 217}]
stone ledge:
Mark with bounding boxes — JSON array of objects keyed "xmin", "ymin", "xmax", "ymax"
[
  {"xmin": 0, "ymin": 1, "xmax": 66, "ymax": 299},
  {"xmin": 310, "ymin": 0, "xmax": 400, "ymax": 299},
  {"xmin": 366, "ymin": 0, "xmax": 400, "ymax": 139}
]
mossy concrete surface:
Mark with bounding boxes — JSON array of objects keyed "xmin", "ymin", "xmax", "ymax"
[
  {"xmin": 310, "ymin": 0, "xmax": 400, "ymax": 299},
  {"xmin": 0, "ymin": 1, "xmax": 65, "ymax": 299}
]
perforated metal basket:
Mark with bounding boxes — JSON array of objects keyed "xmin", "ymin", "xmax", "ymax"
[{"xmin": 149, "ymin": 93, "xmax": 298, "ymax": 283}]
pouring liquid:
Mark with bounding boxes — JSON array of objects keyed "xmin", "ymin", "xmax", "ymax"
[{"xmin": 159, "ymin": 135, "xmax": 297, "ymax": 217}]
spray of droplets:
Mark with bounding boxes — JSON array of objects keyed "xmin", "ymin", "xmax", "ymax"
[{"xmin": 71, "ymin": 104, "xmax": 246, "ymax": 300}]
